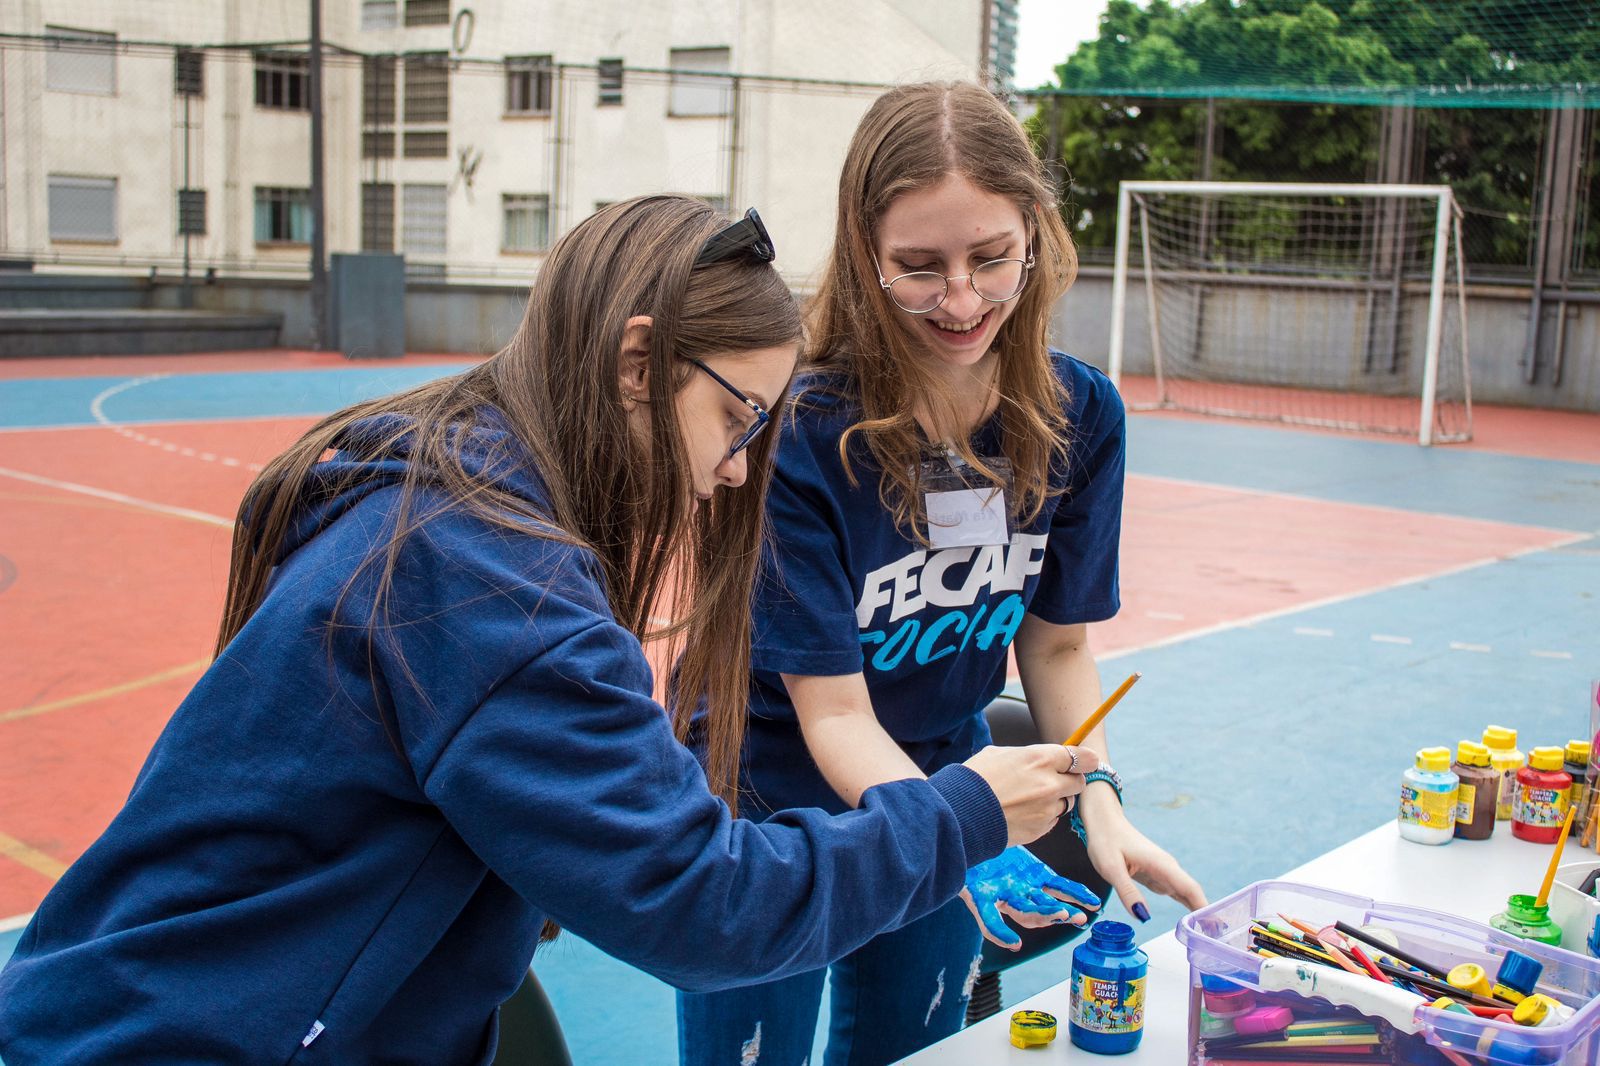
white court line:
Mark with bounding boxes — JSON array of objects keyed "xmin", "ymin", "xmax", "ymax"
[
  {"xmin": 1449, "ymin": 642, "xmax": 1492, "ymax": 653},
  {"xmin": 1129, "ymin": 470, "xmax": 1590, "ymax": 538},
  {"xmin": 1532, "ymin": 650, "xmax": 1574, "ymax": 660},
  {"xmin": 0, "ymin": 466, "xmax": 233, "ymax": 528},
  {"xmin": 1096, "ymin": 531, "xmax": 1592, "ymax": 663},
  {"xmin": 0, "ymin": 911, "xmax": 34, "ymax": 933},
  {"xmin": 1144, "ymin": 610, "xmax": 1186, "ymax": 621},
  {"xmin": 1371, "ymin": 634, "xmax": 1414, "ymax": 645},
  {"xmin": 1293, "ymin": 626, "xmax": 1334, "ymax": 637}
]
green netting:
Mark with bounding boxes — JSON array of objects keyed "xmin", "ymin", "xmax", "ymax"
[{"xmin": 1026, "ymin": 0, "xmax": 1600, "ymax": 109}]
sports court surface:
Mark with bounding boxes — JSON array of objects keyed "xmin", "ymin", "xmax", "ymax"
[{"xmin": 2, "ymin": 350, "xmax": 1598, "ymax": 1063}]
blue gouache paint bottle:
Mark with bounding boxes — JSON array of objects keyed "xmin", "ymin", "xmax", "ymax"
[{"xmin": 1069, "ymin": 920, "xmax": 1148, "ymax": 1054}]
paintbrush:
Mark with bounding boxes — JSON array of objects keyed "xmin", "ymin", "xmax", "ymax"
[
  {"xmin": 1535, "ymin": 804, "xmax": 1579, "ymax": 907},
  {"xmin": 1064, "ymin": 671, "xmax": 1140, "ymax": 747}
]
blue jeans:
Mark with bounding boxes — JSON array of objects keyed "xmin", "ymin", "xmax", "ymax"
[{"xmin": 676, "ymin": 896, "xmax": 982, "ymax": 1066}]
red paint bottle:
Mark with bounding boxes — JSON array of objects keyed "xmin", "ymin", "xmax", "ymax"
[{"xmin": 1512, "ymin": 746, "xmax": 1572, "ymax": 844}]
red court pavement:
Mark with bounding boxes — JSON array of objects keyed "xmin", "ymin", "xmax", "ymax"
[{"xmin": 0, "ymin": 411, "xmax": 1586, "ymax": 918}]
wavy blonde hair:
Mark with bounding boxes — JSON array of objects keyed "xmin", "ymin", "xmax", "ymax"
[{"xmin": 807, "ymin": 81, "xmax": 1078, "ymax": 539}]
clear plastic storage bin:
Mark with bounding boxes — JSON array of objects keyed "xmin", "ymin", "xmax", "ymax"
[{"xmin": 1175, "ymin": 880, "xmax": 1600, "ymax": 1065}]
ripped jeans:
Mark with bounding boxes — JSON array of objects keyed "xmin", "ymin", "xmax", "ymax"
[{"xmin": 676, "ymin": 895, "xmax": 980, "ymax": 1066}]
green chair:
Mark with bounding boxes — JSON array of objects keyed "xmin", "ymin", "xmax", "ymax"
[
  {"xmin": 492, "ymin": 967, "xmax": 574, "ymax": 1066},
  {"xmin": 964, "ymin": 695, "xmax": 1112, "ymax": 1026}
]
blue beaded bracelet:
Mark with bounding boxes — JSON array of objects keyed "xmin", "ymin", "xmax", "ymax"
[{"xmin": 1068, "ymin": 766, "xmax": 1124, "ymax": 843}]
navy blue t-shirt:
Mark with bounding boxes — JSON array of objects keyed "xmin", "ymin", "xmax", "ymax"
[{"xmin": 742, "ymin": 350, "xmax": 1124, "ymax": 814}]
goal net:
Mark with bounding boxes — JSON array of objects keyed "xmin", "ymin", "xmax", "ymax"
[{"xmin": 1108, "ymin": 181, "xmax": 1472, "ymax": 444}]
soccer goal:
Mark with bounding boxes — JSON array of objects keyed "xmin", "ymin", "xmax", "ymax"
[{"xmin": 1107, "ymin": 181, "xmax": 1472, "ymax": 444}]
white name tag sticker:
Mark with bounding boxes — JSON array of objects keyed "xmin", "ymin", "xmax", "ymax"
[{"xmin": 925, "ymin": 487, "xmax": 1009, "ymax": 548}]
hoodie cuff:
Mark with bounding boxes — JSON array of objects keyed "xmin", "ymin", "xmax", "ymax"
[{"xmin": 927, "ymin": 764, "xmax": 1008, "ymax": 867}]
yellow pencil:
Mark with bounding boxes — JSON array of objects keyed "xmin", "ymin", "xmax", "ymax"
[{"xmin": 1065, "ymin": 672, "xmax": 1141, "ymax": 748}]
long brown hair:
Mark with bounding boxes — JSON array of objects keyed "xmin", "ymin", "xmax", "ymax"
[
  {"xmin": 807, "ymin": 81, "xmax": 1078, "ymax": 540},
  {"xmin": 215, "ymin": 196, "xmax": 800, "ymax": 815}
]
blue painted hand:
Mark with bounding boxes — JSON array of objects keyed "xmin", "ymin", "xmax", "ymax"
[{"xmin": 959, "ymin": 845, "xmax": 1102, "ymax": 950}]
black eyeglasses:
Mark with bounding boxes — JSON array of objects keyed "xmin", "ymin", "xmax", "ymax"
[
  {"xmin": 694, "ymin": 208, "xmax": 776, "ymax": 268},
  {"xmin": 681, "ymin": 356, "xmax": 771, "ymax": 457}
]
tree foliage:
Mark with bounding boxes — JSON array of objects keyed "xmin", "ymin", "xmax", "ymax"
[{"xmin": 1026, "ymin": 0, "xmax": 1600, "ymax": 272}]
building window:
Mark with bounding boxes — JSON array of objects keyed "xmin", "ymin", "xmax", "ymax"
[
  {"xmin": 402, "ymin": 183, "xmax": 447, "ymax": 261},
  {"xmin": 48, "ymin": 175, "xmax": 117, "ymax": 242},
  {"xmin": 502, "ymin": 194, "xmax": 550, "ymax": 252},
  {"xmin": 255, "ymin": 52, "xmax": 310, "ymax": 111},
  {"xmin": 362, "ymin": 0, "xmax": 398, "ymax": 30},
  {"xmin": 363, "ymin": 55, "xmax": 397, "ymax": 126},
  {"xmin": 505, "ymin": 55, "xmax": 553, "ymax": 115},
  {"xmin": 404, "ymin": 52, "xmax": 449, "ymax": 124},
  {"xmin": 177, "ymin": 189, "xmax": 207, "ymax": 235},
  {"xmin": 403, "ymin": 130, "xmax": 448, "ymax": 158},
  {"xmin": 597, "ymin": 58, "xmax": 623, "ymax": 106},
  {"xmin": 363, "ymin": 131, "xmax": 396, "ymax": 158},
  {"xmin": 254, "ymin": 186, "xmax": 311, "ymax": 243},
  {"xmin": 174, "ymin": 49, "xmax": 204, "ymax": 97},
  {"xmin": 363, "ymin": 183, "xmax": 395, "ymax": 252},
  {"xmin": 45, "ymin": 26, "xmax": 116, "ymax": 95},
  {"xmin": 404, "ymin": 0, "xmax": 449, "ymax": 27},
  {"xmin": 668, "ymin": 47, "xmax": 730, "ymax": 117}
]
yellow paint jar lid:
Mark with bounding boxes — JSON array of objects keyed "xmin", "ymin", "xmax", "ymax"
[
  {"xmin": 1417, "ymin": 747, "xmax": 1453, "ymax": 772},
  {"xmin": 1484, "ymin": 726, "xmax": 1520, "ymax": 751},
  {"xmin": 1513, "ymin": 994, "xmax": 1559, "ymax": 1026},
  {"xmin": 1565, "ymin": 740, "xmax": 1591, "ymax": 764},
  {"xmin": 1530, "ymin": 746, "xmax": 1566, "ymax": 772},
  {"xmin": 1009, "ymin": 1009, "xmax": 1058, "ymax": 1048},
  {"xmin": 1456, "ymin": 741, "xmax": 1491, "ymax": 767}
]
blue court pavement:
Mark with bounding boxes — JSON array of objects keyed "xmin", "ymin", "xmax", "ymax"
[{"xmin": 1, "ymin": 367, "xmax": 1596, "ymax": 1064}]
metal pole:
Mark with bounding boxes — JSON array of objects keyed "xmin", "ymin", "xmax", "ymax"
[
  {"xmin": 1417, "ymin": 190, "xmax": 1452, "ymax": 446},
  {"xmin": 309, "ymin": 0, "xmax": 328, "ymax": 350},
  {"xmin": 181, "ymin": 82, "xmax": 193, "ymax": 309},
  {"xmin": 1107, "ymin": 183, "xmax": 1133, "ymax": 388}
]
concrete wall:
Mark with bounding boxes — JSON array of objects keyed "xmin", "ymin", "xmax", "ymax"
[{"xmin": 1051, "ymin": 269, "xmax": 1600, "ymax": 413}]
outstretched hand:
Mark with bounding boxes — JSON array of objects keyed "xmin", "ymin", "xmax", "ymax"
[{"xmin": 959, "ymin": 845, "xmax": 1102, "ymax": 950}]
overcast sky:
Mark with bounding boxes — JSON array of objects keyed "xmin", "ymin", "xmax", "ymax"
[{"xmin": 1014, "ymin": 0, "xmax": 1111, "ymax": 88}]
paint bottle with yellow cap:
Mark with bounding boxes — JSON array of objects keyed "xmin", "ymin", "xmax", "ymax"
[
  {"xmin": 1513, "ymin": 747, "xmax": 1572, "ymax": 844},
  {"xmin": 1564, "ymin": 740, "xmax": 1590, "ymax": 835},
  {"xmin": 1400, "ymin": 747, "xmax": 1458, "ymax": 845},
  {"xmin": 1452, "ymin": 741, "xmax": 1498, "ymax": 841},
  {"xmin": 1484, "ymin": 726, "xmax": 1527, "ymax": 821}
]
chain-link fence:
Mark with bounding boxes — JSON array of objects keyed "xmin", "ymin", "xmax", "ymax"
[
  {"xmin": 7, "ymin": 31, "xmax": 1597, "ymax": 301},
  {"xmin": 1023, "ymin": 93, "xmax": 1600, "ymax": 292}
]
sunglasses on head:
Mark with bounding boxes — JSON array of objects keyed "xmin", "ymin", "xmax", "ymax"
[{"xmin": 694, "ymin": 208, "xmax": 775, "ymax": 268}]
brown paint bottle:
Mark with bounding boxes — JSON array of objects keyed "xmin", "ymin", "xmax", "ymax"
[{"xmin": 1452, "ymin": 740, "xmax": 1498, "ymax": 841}]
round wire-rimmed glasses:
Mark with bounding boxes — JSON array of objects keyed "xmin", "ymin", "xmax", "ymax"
[{"xmin": 876, "ymin": 253, "xmax": 1036, "ymax": 315}]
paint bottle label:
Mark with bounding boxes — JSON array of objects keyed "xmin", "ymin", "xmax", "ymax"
[
  {"xmin": 1497, "ymin": 773, "xmax": 1519, "ymax": 820},
  {"xmin": 1514, "ymin": 785, "xmax": 1568, "ymax": 828},
  {"xmin": 1401, "ymin": 784, "xmax": 1453, "ymax": 830},
  {"xmin": 1071, "ymin": 974, "xmax": 1146, "ymax": 1035},
  {"xmin": 1455, "ymin": 783, "xmax": 1478, "ymax": 825}
]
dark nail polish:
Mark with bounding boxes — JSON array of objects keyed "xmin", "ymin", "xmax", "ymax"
[{"xmin": 1132, "ymin": 902, "xmax": 1151, "ymax": 922}]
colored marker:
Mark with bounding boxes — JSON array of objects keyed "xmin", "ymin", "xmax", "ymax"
[{"xmin": 1064, "ymin": 672, "xmax": 1141, "ymax": 747}]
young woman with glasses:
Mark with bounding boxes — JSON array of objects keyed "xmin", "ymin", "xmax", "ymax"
[
  {"xmin": 678, "ymin": 84, "xmax": 1206, "ymax": 1065},
  {"xmin": 0, "ymin": 197, "xmax": 1093, "ymax": 1064}
]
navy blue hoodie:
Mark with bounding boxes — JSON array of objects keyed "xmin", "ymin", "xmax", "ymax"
[{"xmin": 0, "ymin": 412, "xmax": 1006, "ymax": 1065}]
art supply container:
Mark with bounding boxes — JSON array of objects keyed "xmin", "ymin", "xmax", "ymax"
[
  {"xmin": 1564, "ymin": 742, "xmax": 1590, "ymax": 836},
  {"xmin": 1547, "ymin": 860, "xmax": 1600, "ymax": 959},
  {"xmin": 1069, "ymin": 920, "xmax": 1147, "ymax": 1054},
  {"xmin": 1400, "ymin": 747, "xmax": 1458, "ymax": 844},
  {"xmin": 1177, "ymin": 880, "xmax": 1600, "ymax": 1065},
  {"xmin": 1514, "ymin": 748, "xmax": 1573, "ymax": 844},
  {"xmin": 1454, "ymin": 739, "xmax": 1499, "ymax": 841},
  {"xmin": 1487, "ymin": 726, "xmax": 1528, "ymax": 821},
  {"xmin": 1492, "ymin": 894, "xmax": 1564, "ymax": 947}
]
